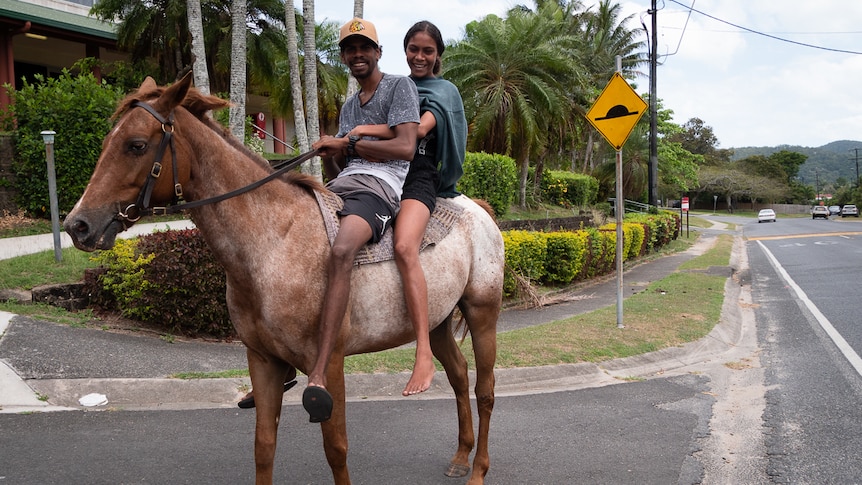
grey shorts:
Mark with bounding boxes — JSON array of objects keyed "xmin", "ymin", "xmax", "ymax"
[
  {"xmin": 338, "ymin": 191, "xmax": 396, "ymax": 243},
  {"xmin": 327, "ymin": 174, "xmax": 400, "ymax": 244}
]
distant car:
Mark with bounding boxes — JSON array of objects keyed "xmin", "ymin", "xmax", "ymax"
[
  {"xmin": 829, "ymin": 205, "xmax": 841, "ymax": 215},
  {"xmin": 757, "ymin": 209, "xmax": 777, "ymax": 223},
  {"xmin": 842, "ymin": 204, "xmax": 859, "ymax": 217},
  {"xmin": 812, "ymin": 206, "xmax": 830, "ymax": 219}
]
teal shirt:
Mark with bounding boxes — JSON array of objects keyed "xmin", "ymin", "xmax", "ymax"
[{"xmin": 412, "ymin": 76, "xmax": 467, "ymax": 197}]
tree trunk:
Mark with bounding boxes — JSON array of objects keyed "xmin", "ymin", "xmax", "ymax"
[
  {"xmin": 284, "ymin": 1, "xmax": 309, "ymax": 154},
  {"xmin": 346, "ymin": 0, "xmax": 364, "ymax": 97},
  {"xmin": 186, "ymin": 0, "xmax": 210, "ymax": 95},
  {"xmin": 583, "ymin": 131, "xmax": 594, "ymax": 172},
  {"xmin": 228, "ymin": 0, "xmax": 247, "ymax": 141},
  {"xmin": 301, "ymin": 0, "xmax": 321, "ymax": 178},
  {"xmin": 518, "ymin": 158, "xmax": 529, "ymax": 208}
]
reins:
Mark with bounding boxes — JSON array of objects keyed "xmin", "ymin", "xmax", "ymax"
[{"xmin": 116, "ymin": 101, "xmax": 319, "ymax": 225}]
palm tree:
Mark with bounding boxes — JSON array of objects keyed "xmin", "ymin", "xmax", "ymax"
[
  {"xmin": 301, "ymin": 0, "xmax": 321, "ymax": 177},
  {"xmin": 346, "ymin": 0, "xmax": 364, "ymax": 97},
  {"xmin": 186, "ymin": 0, "xmax": 210, "ymax": 94},
  {"xmin": 283, "ymin": 1, "xmax": 309, "ymax": 155},
  {"xmin": 91, "ymin": 0, "xmax": 285, "ymax": 92},
  {"xmin": 228, "ymin": 0, "xmax": 247, "ymax": 140},
  {"xmin": 263, "ymin": 20, "xmax": 345, "ymax": 125},
  {"xmin": 91, "ymin": 0, "xmax": 189, "ymax": 83},
  {"xmin": 580, "ymin": 0, "xmax": 648, "ymax": 171},
  {"xmin": 445, "ymin": 5, "xmax": 581, "ymax": 207}
]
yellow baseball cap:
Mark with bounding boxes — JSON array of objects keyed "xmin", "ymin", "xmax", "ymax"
[{"xmin": 339, "ymin": 18, "xmax": 379, "ymax": 47}]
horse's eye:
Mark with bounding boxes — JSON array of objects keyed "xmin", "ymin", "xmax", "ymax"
[{"xmin": 129, "ymin": 141, "xmax": 147, "ymax": 154}]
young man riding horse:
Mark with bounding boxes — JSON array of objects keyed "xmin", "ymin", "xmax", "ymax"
[{"xmin": 305, "ymin": 18, "xmax": 420, "ymax": 422}]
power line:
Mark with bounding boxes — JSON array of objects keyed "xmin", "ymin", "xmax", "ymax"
[{"xmin": 667, "ymin": 0, "xmax": 862, "ymax": 55}]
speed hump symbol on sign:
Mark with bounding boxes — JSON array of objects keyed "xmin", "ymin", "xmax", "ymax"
[{"xmin": 585, "ymin": 72, "xmax": 648, "ymax": 150}]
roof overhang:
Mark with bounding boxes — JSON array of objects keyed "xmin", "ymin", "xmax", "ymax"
[{"xmin": 0, "ymin": 0, "xmax": 117, "ymax": 48}]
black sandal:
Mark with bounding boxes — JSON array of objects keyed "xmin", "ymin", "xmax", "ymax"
[
  {"xmin": 237, "ymin": 380, "xmax": 298, "ymax": 409},
  {"xmin": 302, "ymin": 386, "xmax": 333, "ymax": 422}
]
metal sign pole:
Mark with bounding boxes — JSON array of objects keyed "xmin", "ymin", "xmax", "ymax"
[
  {"xmin": 614, "ymin": 56, "xmax": 624, "ymax": 329},
  {"xmin": 41, "ymin": 130, "xmax": 62, "ymax": 262},
  {"xmin": 615, "ymin": 147, "xmax": 624, "ymax": 328}
]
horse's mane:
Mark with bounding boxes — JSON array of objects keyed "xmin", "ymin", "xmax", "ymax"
[{"xmin": 112, "ymin": 80, "xmax": 326, "ymax": 194}]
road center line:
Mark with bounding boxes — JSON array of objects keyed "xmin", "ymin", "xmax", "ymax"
[
  {"xmin": 757, "ymin": 241, "xmax": 862, "ymax": 377},
  {"xmin": 748, "ymin": 231, "xmax": 862, "ymax": 241}
]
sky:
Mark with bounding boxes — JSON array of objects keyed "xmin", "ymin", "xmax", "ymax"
[{"xmin": 315, "ymin": 1, "xmax": 862, "ymax": 149}]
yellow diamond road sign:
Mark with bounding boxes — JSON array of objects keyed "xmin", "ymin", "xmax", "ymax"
[{"xmin": 586, "ymin": 72, "xmax": 647, "ymax": 150}]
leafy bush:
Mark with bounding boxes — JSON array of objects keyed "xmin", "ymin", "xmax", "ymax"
[
  {"xmin": 500, "ymin": 212, "xmax": 676, "ymax": 294},
  {"xmin": 542, "ymin": 231, "xmax": 589, "ymax": 284},
  {"xmin": 584, "ymin": 227, "xmax": 616, "ymax": 278},
  {"xmin": 7, "ymin": 69, "xmax": 123, "ymax": 217},
  {"xmin": 458, "ymin": 151, "xmax": 517, "ymax": 217},
  {"xmin": 540, "ymin": 170, "xmax": 599, "ymax": 207},
  {"xmin": 626, "ymin": 211, "xmax": 680, "ymax": 251},
  {"xmin": 86, "ymin": 229, "xmax": 234, "ymax": 337},
  {"xmin": 599, "ymin": 222, "xmax": 646, "ymax": 260},
  {"xmin": 87, "ymin": 238, "xmax": 155, "ymax": 314},
  {"xmin": 501, "ymin": 230, "xmax": 547, "ymax": 295}
]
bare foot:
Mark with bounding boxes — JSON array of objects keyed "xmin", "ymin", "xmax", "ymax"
[{"xmin": 402, "ymin": 358, "xmax": 436, "ymax": 396}]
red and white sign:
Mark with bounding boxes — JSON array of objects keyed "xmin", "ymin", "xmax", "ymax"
[
  {"xmin": 681, "ymin": 197, "xmax": 690, "ymax": 212},
  {"xmin": 254, "ymin": 112, "xmax": 266, "ymax": 139}
]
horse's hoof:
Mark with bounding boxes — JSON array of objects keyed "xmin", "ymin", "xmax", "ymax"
[{"xmin": 445, "ymin": 462, "xmax": 470, "ymax": 478}]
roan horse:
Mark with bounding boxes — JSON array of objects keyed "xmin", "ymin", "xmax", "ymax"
[{"xmin": 63, "ymin": 74, "xmax": 504, "ymax": 484}]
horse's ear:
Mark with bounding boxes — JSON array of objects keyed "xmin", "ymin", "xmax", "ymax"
[
  {"xmin": 183, "ymin": 91, "xmax": 231, "ymax": 118},
  {"xmin": 158, "ymin": 73, "xmax": 193, "ymax": 112},
  {"xmin": 140, "ymin": 76, "xmax": 157, "ymax": 92}
]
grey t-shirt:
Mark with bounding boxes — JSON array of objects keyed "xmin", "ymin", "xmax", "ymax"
[{"xmin": 335, "ymin": 73, "xmax": 420, "ymax": 197}]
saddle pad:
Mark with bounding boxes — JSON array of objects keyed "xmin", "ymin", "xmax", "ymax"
[{"xmin": 314, "ymin": 189, "xmax": 464, "ymax": 266}]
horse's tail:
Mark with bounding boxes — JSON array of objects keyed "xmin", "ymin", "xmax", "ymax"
[
  {"xmin": 449, "ymin": 309, "xmax": 471, "ymax": 344},
  {"xmin": 471, "ymin": 198, "xmax": 497, "ymax": 222}
]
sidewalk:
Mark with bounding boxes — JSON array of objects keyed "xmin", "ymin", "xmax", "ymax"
[{"xmin": 0, "ymin": 220, "xmax": 746, "ymax": 413}]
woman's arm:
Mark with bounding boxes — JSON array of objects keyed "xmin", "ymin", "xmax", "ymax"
[
  {"xmin": 354, "ymin": 122, "xmax": 418, "ymax": 162},
  {"xmin": 348, "ymin": 124, "xmax": 394, "ymax": 139},
  {"xmin": 417, "ymin": 111, "xmax": 437, "ymax": 139}
]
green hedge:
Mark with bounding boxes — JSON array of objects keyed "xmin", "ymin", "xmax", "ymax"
[
  {"xmin": 540, "ymin": 169, "xmax": 599, "ymax": 207},
  {"xmin": 501, "ymin": 211, "xmax": 680, "ymax": 297},
  {"xmin": 599, "ymin": 222, "xmax": 646, "ymax": 261},
  {"xmin": 6, "ymin": 70, "xmax": 123, "ymax": 217},
  {"xmin": 458, "ymin": 151, "xmax": 517, "ymax": 217}
]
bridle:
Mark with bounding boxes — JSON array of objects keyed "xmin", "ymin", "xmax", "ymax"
[{"xmin": 115, "ymin": 100, "xmax": 319, "ymax": 227}]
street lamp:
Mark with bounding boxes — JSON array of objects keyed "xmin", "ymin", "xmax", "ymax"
[{"xmin": 40, "ymin": 130, "xmax": 62, "ymax": 262}]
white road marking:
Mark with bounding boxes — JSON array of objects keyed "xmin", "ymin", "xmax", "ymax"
[{"xmin": 757, "ymin": 240, "xmax": 862, "ymax": 377}]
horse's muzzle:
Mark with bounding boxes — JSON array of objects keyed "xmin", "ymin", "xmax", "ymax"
[{"xmin": 63, "ymin": 212, "xmax": 124, "ymax": 251}]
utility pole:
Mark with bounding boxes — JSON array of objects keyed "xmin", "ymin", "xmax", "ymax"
[
  {"xmin": 815, "ymin": 169, "xmax": 820, "ymax": 203},
  {"xmin": 852, "ymin": 148, "xmax": 861, "ymax": 187},
  {"xmin": 648, "ymin": 0, "xmax": 658, "ymax": 207}
]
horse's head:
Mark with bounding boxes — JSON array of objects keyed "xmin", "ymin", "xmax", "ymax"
[{"xmin": 64, "ymin": 73, "xmax": 228, "ymax": 251}]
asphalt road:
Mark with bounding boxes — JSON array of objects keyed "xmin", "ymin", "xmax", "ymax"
[
  {"xmin": 745, "ymin": 214, "xmax": 862, "ymax": 483},
  {"xmin": 1, "ymin": 374, "xmax": 712, "ymax": 484}
]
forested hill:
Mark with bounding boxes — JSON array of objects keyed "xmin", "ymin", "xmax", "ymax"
[{"xmin": 731, "ymin": 140, "xmax": 862, "ymax": 187}]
